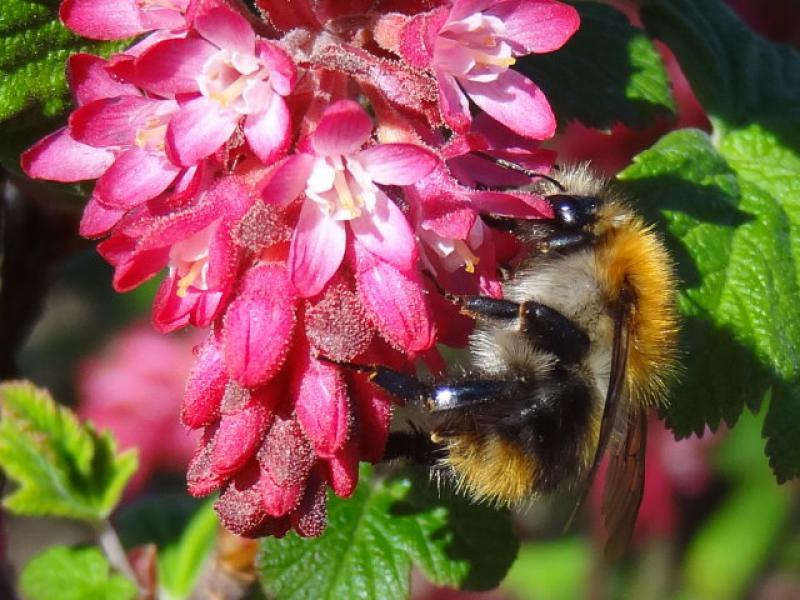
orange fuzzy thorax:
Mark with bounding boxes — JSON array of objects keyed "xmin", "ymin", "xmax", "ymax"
[{"xmin": 595, "ymin": 203, "xmax": 680, "ymax": 408}]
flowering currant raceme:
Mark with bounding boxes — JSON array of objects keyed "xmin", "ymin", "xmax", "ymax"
[{"xmin": 22, "ymin": 0, "xmax": 579, "ymax": 538}]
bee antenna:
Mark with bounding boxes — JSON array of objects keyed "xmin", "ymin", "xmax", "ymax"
[{"xmin": 473, "ymin": 152, "xmax": 566, "ymax": 191}]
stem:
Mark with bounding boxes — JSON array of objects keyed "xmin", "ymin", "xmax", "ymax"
[{"xmin": 96, "ymin": 519, "xmax": 139, "ymax": 587}]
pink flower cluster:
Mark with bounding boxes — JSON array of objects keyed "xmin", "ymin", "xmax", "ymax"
[{"xmin": 23, "ymin": 0, "xmax": 578, "ymax": 538}]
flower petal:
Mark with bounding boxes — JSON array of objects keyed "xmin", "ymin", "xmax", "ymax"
[
  {"xmin": 167, "ymin": 96, "xmax": 238, "ymax": 166},
  {"xmin": 357, "ymin": 143, "xmax": 437, "ymax": 185},
  {"xmin": 195, "ymin": 6, "xmax": 254, "ymax": 54},
  {"xmin": 95, "ymin": 147, "xmax": 181, "ymax": 209},
  {"xmin": 467, "ymin": 189, "xmax": 554, "ymax": 217},
  {"xmin": 69, "ymin": 95, "xmax": 165, "ymax": 148},
  {"xmin": 289, "ymin": 201, "xmax": 347, "ymax": 298},
  {"xmin": 256, "ymin": 40, "xmax": 296, "ymax": 96},
  {"xmin": 68, "ymin": 53, "xmax": 140, "ymax": 105},
  {"xmin": 350, "ymin": 190, "xmax": 417, "ymax": 270},
  {"xmin": 79, "ymin": 196, "xmax": 126, "ymax": 238},
  {"xmin": 460, "ymin": 69, "xmax": 556, "ymax": 139},
  {"xmin": 489, "ymin": 0, "xmax": 580, "ymax": 54},
  {"xmin": 260, "ymin": 154, "xmax": 316, "ymax": 206},
  {"xmin": 60, "ymin": 0, "xmax": 145, "ymax": 40},
  {"xmin": 21, "ymin": 128, "xmax": 115, "ymax": 182},
  {"xmin": 436, "ymin": 71, "xmax": 471, "ymax": 133},
  {"xmin": 223, "ymin": 265, "xmax": 296, "ymax": 387},
  {"xmin": 135, "ymin": 37, "xmax": 215, "ymax": 95},
  {"xmin": 311, "ymin": 100, "xmax": 373, "ymax": 157},
  {"xmin": 244, "ymin": 94, "xmax": 291, "ymax": 164}
]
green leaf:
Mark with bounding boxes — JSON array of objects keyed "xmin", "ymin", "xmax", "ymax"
[
  {"xmin": 257, "ymin": 466, "xmax": 518, "ymax": 599},
  {"xmin": 615, "ymin": 0, "xmax": 800, "ymax": 481},
  {"xmin": 517, "ymin": 1, "xmax": 675, "ymax": 130},
  {"xmin": 502, "ymin": 538, "xmax": 590, "ymax": 600},
  {"xmin": 20, "ymin": 546, "xmax": 137, "ymax": 600},
  {"xmin": 0, "ymin": 0, "xmax": 128, "ymax": 168},
  {"xmin": 0, "ymin": 381, "xmax": 138, "ymax": 521},
  {"xmin": 640, "ymin": 0, "xmax": 800, "ymax": 132}
]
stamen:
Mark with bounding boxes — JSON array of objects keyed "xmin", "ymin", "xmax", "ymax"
[
  {"xmin": 332, "ymin": 169, "xmax": 361, "ymax": 218},
  {"xmin": 473, "ymin": 51, "xmax": 516, "ymax": 68},
  {"xmin": 454, "ymin": 240, "xmax": 480, "ymax": 273},
  {"xmin": 211, "ymin": 74, "xmax": 248, "ymax": 108},
  {"xmin": 176, "ymin": 261, "xmax": 205, "ymax": 298},
  {"xmin": 135, "ymin": 124, "xmax": 167, "ymax": 149}
]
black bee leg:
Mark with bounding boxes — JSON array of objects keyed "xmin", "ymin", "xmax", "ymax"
[
  {"xmin": 383, "ymin": 430, "xmax": 442, "ymax": 465},
  {"xmin": 519, "ymin": 301, "xmax": 590, "ymax": 364},
  {"xmin": 536, "ymin": 230, "xmax": 594, "ymax": 254}
]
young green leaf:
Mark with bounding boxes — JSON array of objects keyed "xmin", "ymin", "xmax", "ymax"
[
  {"xmin": 617, "ymin": 0, "xmax": 800, "ymax": 481},
  {"xmin": 20, "ymin": 546, "xmax": 137, "ymax": 600},
  {"xmin": 0, "ymin": 0, "xmax": 127, "ymax": 167},
  {"xmin": 517, "ymin": 1, "xmax": 675, "ymax": 130},
  {"xmin": 0, "ymin": 381, "xmax": 138, "ymax": 521},
  {"xmin": 257, "ymin": 466, "xmax": 518, "ymax": 599}
]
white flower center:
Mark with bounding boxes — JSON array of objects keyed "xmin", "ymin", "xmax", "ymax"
[
  {"xmin": 305, "ymin": 155, "xmax": 376, "ymax": 221},
  {"xmin": 419, "ymin": 220, "xmax": 484, "ymax": 274},
  {"xmin": 434, "ymin": 12, "xmax": 515, "ymax": 83},
  {"xmin": 132, "ymin": 101, "xmax": 176, "ymax": 152},
  {"xmin": 198, "ymin": 48, "xmax": 272, "ymax": 114},
  {"xmin": 169, "ymin": 221, "xmax": 217, "ymax": 297}
]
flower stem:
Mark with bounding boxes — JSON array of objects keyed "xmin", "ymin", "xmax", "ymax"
[{"xmin": 96, "ymin": 519, "xmax": 139, "ymax": 587}]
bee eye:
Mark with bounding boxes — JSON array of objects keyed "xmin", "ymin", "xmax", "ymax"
[{"xmin": 547, "ymin": 195, "xmax": 600, "ymax": 229}]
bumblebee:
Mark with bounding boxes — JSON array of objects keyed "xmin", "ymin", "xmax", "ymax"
[{"xmin": 334, "ymin": 164, "xmax": 679, "ymax": 554}]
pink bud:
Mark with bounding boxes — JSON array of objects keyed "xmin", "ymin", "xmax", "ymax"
[
  {"xmin": 292, "ymin": 338, "xmax": 351, "ymax": 458},
  {"xmin": 326, "ymin": 439, "xmax": 359, "ymax": 498},
  {"xmin": 353, "ymin": 242, "xmax": 436, "ymax": 355},
  {"xmin": 212, "ymin": 399, "xmax": 272, "ymax": 477},
  {"xmin": 223, "ymin": 264, "xmax": 296, "ymax": 387},
  {"xmin": 290, "ymin": 464, "xmax": 328, "ymax": 538},
  {"xmin": 350, "ymin": 372, "xmax": 393, "ymax": 464},
  {"xmin": 215, "ymin": 462, "xmax": 270, "ymax": 538},
  {"xmin": 187, "ymin": 425, "xmax": 225, "ymax": 497},
  {"xmin": 182, "ymin": 337, "xmax": 227, "ymax": 428}
]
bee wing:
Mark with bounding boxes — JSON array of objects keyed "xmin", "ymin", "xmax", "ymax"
[
  {"xmin": 601, "ymin": 405, "xmax": 647, "ymax": 559},
  {"xmin": 563, "ymin": 302, "xmax": 631, "ymax": 534}
]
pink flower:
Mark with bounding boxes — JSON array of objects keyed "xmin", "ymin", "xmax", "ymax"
[
  {"xmin": 78, "ymin": 323, "xmax": 201, "ymax": 495},
  {"xmin": 99, "ymin": 175, "xmax": 252, "ymax": 332},
  {"xmin": 260, "ymin": 100, "xmax": 438, "ymax": 297},
  {"xmin": 396, "ymin": 0, "xmax": 579, "ymax": 138},
  {"xmin": 136, "ymin": 5, "xmax": 296, "ymax": 166}
]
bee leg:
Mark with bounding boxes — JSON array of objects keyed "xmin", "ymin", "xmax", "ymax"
[
  {"xmin": 520, "ymin": 301, "xmax": 590, "ymax": 364},
  {"xmin": 383, "ymin": 430, "xmax": 442, "ymax": 465},
  {"xmin": 536, "ymin": 230, "xmax": 594, "ymax": 254}
]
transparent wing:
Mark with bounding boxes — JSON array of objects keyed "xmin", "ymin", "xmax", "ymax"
[
  {"xmin": 564, "ymin": 301, "xmax": 631, "ymax": 533},
  {"xmin": 601, "ymin": 406, "xmax": 647, "ymax": 559}
]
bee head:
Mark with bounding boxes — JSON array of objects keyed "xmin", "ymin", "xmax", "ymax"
[{"xmin": 546, "ymin": 194, "xmax": 601, "ymax": 230}]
